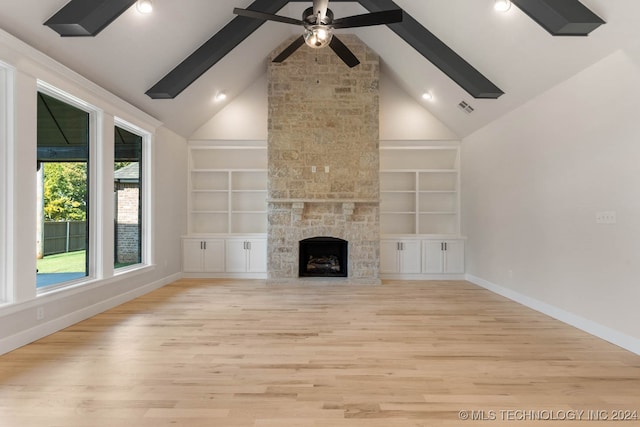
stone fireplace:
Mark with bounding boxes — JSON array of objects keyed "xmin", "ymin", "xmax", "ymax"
[{"xmin": 267, "ymin": 34, "xmax": 380, "ymax": 284}]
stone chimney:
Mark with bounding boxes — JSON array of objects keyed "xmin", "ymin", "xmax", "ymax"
[{"xmin": 267, "ymin": 35, "xmax": 380, "ymax": 284}]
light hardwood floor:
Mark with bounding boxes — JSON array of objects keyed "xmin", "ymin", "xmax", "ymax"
[{"xmin": 1, "ymin": 279, "xmax": 639, "ymax": 427}]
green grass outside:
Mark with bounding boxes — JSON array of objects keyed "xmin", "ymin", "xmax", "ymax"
[
  {"xmin": 37, "ymin": 250, "xmax": 86, "ymax": 273},
  {"xmin": 37, "ymin": 250, "xmax": 140, "ymax": 273}
]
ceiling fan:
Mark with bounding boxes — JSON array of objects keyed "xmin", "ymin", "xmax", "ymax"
[{"xmin": 233, "ymin": 0, "xmax": 403, "ymax": 68}]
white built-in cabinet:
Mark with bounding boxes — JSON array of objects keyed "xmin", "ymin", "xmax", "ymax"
[
  {"xmin": 184, "ymin": 143, "xmax": 268, "ymax": 278},
  {"xmin": 225, "ymin": 239, "xmax": 267, "ymax": 273},
  {"xmin": 182, "ymin": 238, "xmax": 225, "ymax": 273},
  {"xmin": 423, "ymin": 240, "xmax": 465, "ymax": 274},
  {"xmin": 380, "ymin": 240, "xmax": 421, "ymax": 274},
  {"xmin": 379, "ymin": 144, "xmax": 465, "ymax": 279}
]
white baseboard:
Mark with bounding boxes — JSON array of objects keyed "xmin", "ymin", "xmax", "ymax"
[
  {"xmin": 182, "ymin": 272, "xmax": 267, "ymax": 279},
  {"xmin": 466, "ymin": 274, "xmax": 640, "ymax": 356},
  {"xmin": 380, "ymin": 273, "xmax": 466, "ymax": 281},
  {"xmin": 0, "ymin": 272, "xmax": 182, "ymax": 356}
]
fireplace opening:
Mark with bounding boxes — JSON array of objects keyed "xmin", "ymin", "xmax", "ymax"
[{"xmin": 299, "ymin": 237, "xmax": 348, "ymax": 278}]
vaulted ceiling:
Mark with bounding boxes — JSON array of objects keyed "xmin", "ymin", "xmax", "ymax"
[{"xmin": 1, "ymin": 0, "xmax": 638, "ymax": 138}]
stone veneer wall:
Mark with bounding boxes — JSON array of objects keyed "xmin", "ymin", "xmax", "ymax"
[{"xmin": 267, "ymin": 35, "xmax": 380, "ymax": 283}]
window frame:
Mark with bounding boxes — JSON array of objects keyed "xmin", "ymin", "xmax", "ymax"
[
  {"xmin": 113, "ymin": 117, "xmax": 152, "ymax": 272},
  {"xmin": 36, "ymin": 81, "xmax": 101, "ymax": 294},
  {"xmin": 0, "ymin": 61, "xmax": 15, "ymax": 304}
]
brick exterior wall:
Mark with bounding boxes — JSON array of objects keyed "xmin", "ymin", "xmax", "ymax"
[
  {"xmin": 267, "ymin": 35, "xmax": 380, "ymax": 284},
  {"xmin": 115, "ymin": 185, "xmax": 140, "ymax": 263}
]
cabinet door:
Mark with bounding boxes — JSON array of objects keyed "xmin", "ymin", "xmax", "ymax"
[
  {"xmin": 422, "ymin": 240, "xmax": 445, "ymax": 273},
  {"xmin": 182, "ymin": 239, "xmax": 203, "ymax": 272},
  {"xmin": 225, "ymin": 239, "xmax": 248, "ymax": 272},
  {"xmin": 399, "ymin": 240, "xmax": 422, "ymax": 274},
  {"xmin": 443, "ymin": 240, "xmax": 464, "ymax": 274},
  {"xmin": 202, "ymin": 239, "xmax": 225, "ymax": 272},
  {"xmin": 380, "ymin": 240, "xmax": 400, "ymax": 273},
  {"xmin": 246, "ymin": 239, "xmax": 267, "ymax": 273}
]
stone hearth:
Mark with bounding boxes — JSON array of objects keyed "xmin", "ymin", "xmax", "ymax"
[{"xmin": 267, "ymin": 35, "xmax": 380, "ymax": 284}]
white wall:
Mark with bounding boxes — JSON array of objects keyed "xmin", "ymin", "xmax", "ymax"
[
  {"xmin": 379, "ymin": 72, "xmax": 458, "ymax": 141},
  {"xmin": 190, "ymin": 69, "xmax": 457, "ymax": 142},
  {"xmin": 190, "ymin": 74, "xmax": 268, "ymax": 141},
  {"xmin": 0, "ymin": 30, "xmax": 187, "ymax": 355},
  {"xmin": 462, "ymin": 49, "xmax": 640, "ymax": 354}
]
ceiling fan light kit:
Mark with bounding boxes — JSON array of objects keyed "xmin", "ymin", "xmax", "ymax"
[
  {"xmin": 304, "ymin": 26, "xmax": 333, "ymax": 48},
  {"xmin": 233, "ymin": 0, "xmax": 403, "ymax": 67}
]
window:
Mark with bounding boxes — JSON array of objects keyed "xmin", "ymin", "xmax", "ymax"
[
  {"xmin": 36, "ymin": 88, "xmax": 92, "ymax": 289},
  {"xmin": 114, "ymin": 123, "xmax": 144, "ymax": 269},
  {"xmin": 0, "ymin": 62, "xmax": 13, "ymax": 303}
]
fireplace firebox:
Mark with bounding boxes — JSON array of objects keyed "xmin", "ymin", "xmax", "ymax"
[{"xmin": 299, "ymin": 237, "xmax": 348, "ymax": 277}]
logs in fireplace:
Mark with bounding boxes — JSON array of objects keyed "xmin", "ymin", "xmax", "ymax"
[{"xmin": 299, "ymin": 237, "xmax": 348, "ymax": 278}]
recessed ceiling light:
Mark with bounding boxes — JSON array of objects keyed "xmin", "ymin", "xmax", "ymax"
[
  {"xmin": 214, "ymin": 92, "xmax": 227, "ymax": 102},
  {"xmin": 422, "ymin": 92, "xmax": 433, "ymax": 101},
  {"xmin": 136, "ymin": 0, "xmax": 153, "ymax": 14},
  {"xmin": 494, "ymin": 0, "xmax": 512, "ymax": 12}
]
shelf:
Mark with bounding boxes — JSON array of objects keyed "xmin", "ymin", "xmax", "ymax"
[
  {"xmin": 381, "ymin": 190, "xmax": 415, "ymax": 194},
  {"xmin": 381, "ymin": 211, "xmax": 416, "ymax": 215},
  {"xmin": 420, "ymin": 212, "xmax": 457, "ymax": 215},
  {"xmin": 231, "ymin": 171, "xmax": 267, "ymax": 191},
  {"xmin": 380, "ymin": 172, "xmax": 415, "ymax": 192},
  {"xmin": 231, "ymin": 210, "xmax": 268, "ymax": 214},
  {"xmin": 231, "ymin": 212, "xmax": 268, "ymax": 234},
  {"xmin": 381, "ymin": 214, "xmax": 415, "ymax": 235},
  {"xmin": 191, "ymin": 211, "xmax": 228, "ymax": 215},
  {"xmin": 419, "ymin": 190, "xmax": 456, "ymax": 194},
  {"xmin": 191, "ymin": 171, "xmax": 228, "ymax": 191},
  {"xmin": 190, "ymin": 213, "xmax": 229, "ymax": 234}
]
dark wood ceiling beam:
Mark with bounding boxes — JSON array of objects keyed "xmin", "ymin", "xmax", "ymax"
[
  {"xmin": 357, "ymin": 0, "xmax": 504, "ymax": 99},
  {"xmin": 511, "ymin": 0, "xmax": 605, "ymax": 36},
  {"xmin": 45, "ymin": 0, "xmax": 604, "ymax": 99},
  {"xmin": 44, "ymin": 0, "xmax": 137, "ymax": 37},
  {"xmin": 145, "ymin": 0, "xmax": 290, "ymax": 99}
]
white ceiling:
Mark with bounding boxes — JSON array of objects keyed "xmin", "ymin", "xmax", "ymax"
[{"xmin": 0, "ymin": 0, "xmax": 638, "ymax": 138}]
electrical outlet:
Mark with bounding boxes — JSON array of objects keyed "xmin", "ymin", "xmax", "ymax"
[
  {"xmin": 311, "ymin": 166, "xmax": 317, "ymax": 173},
  {"xmin": 324, "ymin": 166, "xmax": 330, "ymax": 173},
  {"xmin": 36, "ymin": 307, "xmax": 44, "ymax": 321},
  {"xmin": 596, "ymin": 211, "xmax": 617, "ymax": 224}
]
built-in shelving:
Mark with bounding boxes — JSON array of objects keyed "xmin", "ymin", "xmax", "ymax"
[
  {"xmin": 380, "ymin": 145, "xmax": 460, "ymax": 236},
  {"xmin": 188, "ymin": 145, "xmax": 267, "ymax": 234}
]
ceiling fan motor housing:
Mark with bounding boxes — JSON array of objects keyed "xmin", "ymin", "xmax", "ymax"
[{"xmin": 303, "ymin": 7, "xmax": 333, "ymax": 25}]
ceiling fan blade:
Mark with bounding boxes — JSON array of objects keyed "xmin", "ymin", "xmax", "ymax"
[
  {"xmin": 233, "ymin": 8, "xmax": 303, "ymax": 26},
  {"xmin": 329, "ymin": 36, "xmax": 360, "ymax": 68},
  {"xmin": 313, "ymin": 0, "xmax": 329, "ymax": 23},
  {"xmin": 332, "ymin": 9, "xmax": 403, "ymax": 29},
  {"xmin": 273, "ymin": 36, "xmax": 306, "ymax": 63}
]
